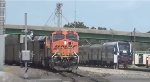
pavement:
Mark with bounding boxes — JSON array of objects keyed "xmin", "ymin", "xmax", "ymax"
[
  {"xmin": 0, "ymin": 71, "xmax": 62, "ymax": 82},
  {"xmin": 0, "ymin": 66, "xmax": 108, "ymax": 82},
  {"xmin": 0, "ymin": 71, "xmax": 25, "ymax": 82},
  {"xmin": 79, "ymin": 66, "xmax": 150, "ymax": 82},
  {"xmin": 2, "ymin": 66, "xmax": 150, "ymax": 82},
  {"xmin": 2, "ymin": 66, "xmax": 62, "ymax": 82}
]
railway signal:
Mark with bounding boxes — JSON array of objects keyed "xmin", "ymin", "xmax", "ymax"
[{"xmin": 19, "ymin": 13, "xmax": 33, "ymax": 79}]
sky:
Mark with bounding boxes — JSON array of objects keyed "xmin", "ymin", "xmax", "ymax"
[{"xmin": 5, "ymin": 0, "xmax": 150, "ymax": 32}]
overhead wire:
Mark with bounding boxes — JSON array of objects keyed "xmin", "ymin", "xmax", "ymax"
[
  {"xmin": 44, "ymin": 12, "xmax": 54, "ymax": 26},
  {"xmin": 45, "ymin": 2, "xmax": 77, "ymax": 30},
  {"xmin": 62, "ymin": 14, "xmax": 76, "ymax": 29},
  {"xmin": 44, "ymin": 7, "xmax": 58, "ymax": 26}
]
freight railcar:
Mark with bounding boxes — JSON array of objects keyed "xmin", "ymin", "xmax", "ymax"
[
  {"xmin": 5, "ymin": 30, "xmax": 79, "ymax": 71},
  {"xmin": 79, "ymin": 41, "xmax": 133, "ymax": 68},
  {"xmin": 5, "ymin": 35, "xmax": 44, "ymax": 66}
]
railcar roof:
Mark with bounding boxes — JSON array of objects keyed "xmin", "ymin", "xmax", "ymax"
[
  {"xmin": 90, "ymin": 44, "xmax": 102, "ymax": 48},
  {"xmin": 103, "ymin": 41, "xmax": 129, "ymax": 45},
  {"xmin": 79, "ymin": 45, "xmax": 91, "ymax": 48},
  {"xmin": 34, "ymin": 36, "xmax": 46, "ymax": 41}
]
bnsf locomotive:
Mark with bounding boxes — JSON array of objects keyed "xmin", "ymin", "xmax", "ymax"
[
  {"xmin": 79, "ymin": 41, "xmax": 133, "ymax": 68},
  {"xmin": 5, "ymin": 30, "xmax": 79, "ymax": 71},
  {"xmin": 44, "ymin": 31, "xmax": 79, "ymax": 70}
]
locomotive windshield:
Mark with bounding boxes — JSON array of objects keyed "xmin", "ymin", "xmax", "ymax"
[
  {"xmin": 53, "ymin": 34, "xmax": 65, "ymax": 41},
  {"xmin": 66, "ymin": 33, "xmax": 78, "ymax": 41},
  {"xmin": 118, "ymin": 42, "xmax": 130, "ymax": 52}
]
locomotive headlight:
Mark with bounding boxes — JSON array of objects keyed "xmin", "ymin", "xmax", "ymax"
[
  {"xmin": 54, "ymin": 56, "xmax": 58, "ymax": 58},
  {"xmin": 64, "ymin": 40, "xmax": 67, "ymax": 45},
  {"xmin": 74, "ymin": 56, "xmax": 78, "ymax": 59},
  {"xmin": 74, "ymin": 56, "xmax": 77, "ymax": 58},
  {"xmin": 123, "ymin": 50, "xmax": 127, "ymax": 53},
  {"xmin": 57, "ymin": 52, "xmax": 61, "ymax": 55}
]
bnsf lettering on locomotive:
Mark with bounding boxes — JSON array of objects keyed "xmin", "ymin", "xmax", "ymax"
[
  {"xmin": 54, "ymin": 45, "xmax": 77, "ymax": 49},
  {"xmin": 55, "ymin": 45, "xmax": 58, "ymax": 47},
  {"xmin": 56, "ymin": 45, "xmax": 60, "ymax": 47},
  {"xmin": 64, "ymin": 46, "xmax": 68, "ymax": 49},
  {"xmin": 73, "ymin": 45, "xmax": 77, "ymax": 47},
  {"xmin": 53, "ymin": 48, "xmax": 57, "ymax": 50},
  {"xmin": 61, "ymin": 45, "xmax": 64, "ymax": 47}
]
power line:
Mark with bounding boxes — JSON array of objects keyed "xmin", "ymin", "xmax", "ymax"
[
  {"xmin": 62, "ymin": 14, "xmax": 76, "ymax": 29},
  {"xmin": 44, "ymin": 12, "xmax": 54, "ymax": 26},
  {"xmin": 45, "ymin": 2, "xmax": 63, "ymax": 27},
  {"xmin": 45, "ymin": 2, "xmax": 76, "ymax": 28}
]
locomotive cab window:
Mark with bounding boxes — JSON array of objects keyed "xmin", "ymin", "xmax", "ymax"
[
  {"xmin": 66, "ymin": 33, "xmax": 78, "ymax": 41},
  {"xmin": 118, "ymin": 42, "xmax": 130, "ymax": 55},
  {"xmin": 118, "ymin": 43, "xmax": 130, "ymax": 51},
  {"xmin": 53, "ymin": 34, "xmax": 65, "ymax": 41}
]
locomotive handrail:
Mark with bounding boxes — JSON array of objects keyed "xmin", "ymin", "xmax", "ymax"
[
  {"xmin": 73, "ymin": 51, "xmax": 79, "ymax": 63},
  {"xmin": 52, "ymin": 52, "xmax": 57, "ymax": 62}
]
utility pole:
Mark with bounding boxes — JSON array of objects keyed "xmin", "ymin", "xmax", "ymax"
[
  {"xmin": 110, "ymin": 28, "xmax": 114, "ymax": 41},
  {"xmin": 20, "ymin": 13, "xmax": 33, "ymax": 79},
  {"xmin": 25, "ymin": 13, "xmax": 27, "ymax": 50},
  {"xmin": 133, "ymin": 28, "xmax": 136, "ymax": 65},
  {"xmin": 55, "ymin": 3, "xmax": 63, "ymax": 28},
  {"xmin": 24, "ymin": 13, "xmax": 28, "ymax": 79}
]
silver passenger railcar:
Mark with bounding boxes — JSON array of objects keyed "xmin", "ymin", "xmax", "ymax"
[{"xmin": 79, "ymin": 41, "xmax": 133, "ymax": 68}]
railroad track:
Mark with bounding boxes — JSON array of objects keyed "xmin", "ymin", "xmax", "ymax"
[
  {"xmin": 57, "ymin": 71, "xmax": 101, "ymax": 82},
  {"xmin": 59, "ymin": 72, "xmax": 78, "ymax": 82},
  {"xmin": 7, "ymin": 65, "xmax": 107, "ymax": 82}
]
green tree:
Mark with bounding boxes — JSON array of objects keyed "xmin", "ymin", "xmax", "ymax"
[
  {"xmin": 98, "ymin": 27, "xmax": 107, "ymax": 30},
  {"xmin": 64, "ymin": 21, "xmax": 89, "ymax": 29},
  {"xmin": 91, "ymin": 27, "xmax": 96, "ymax": 29}
]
